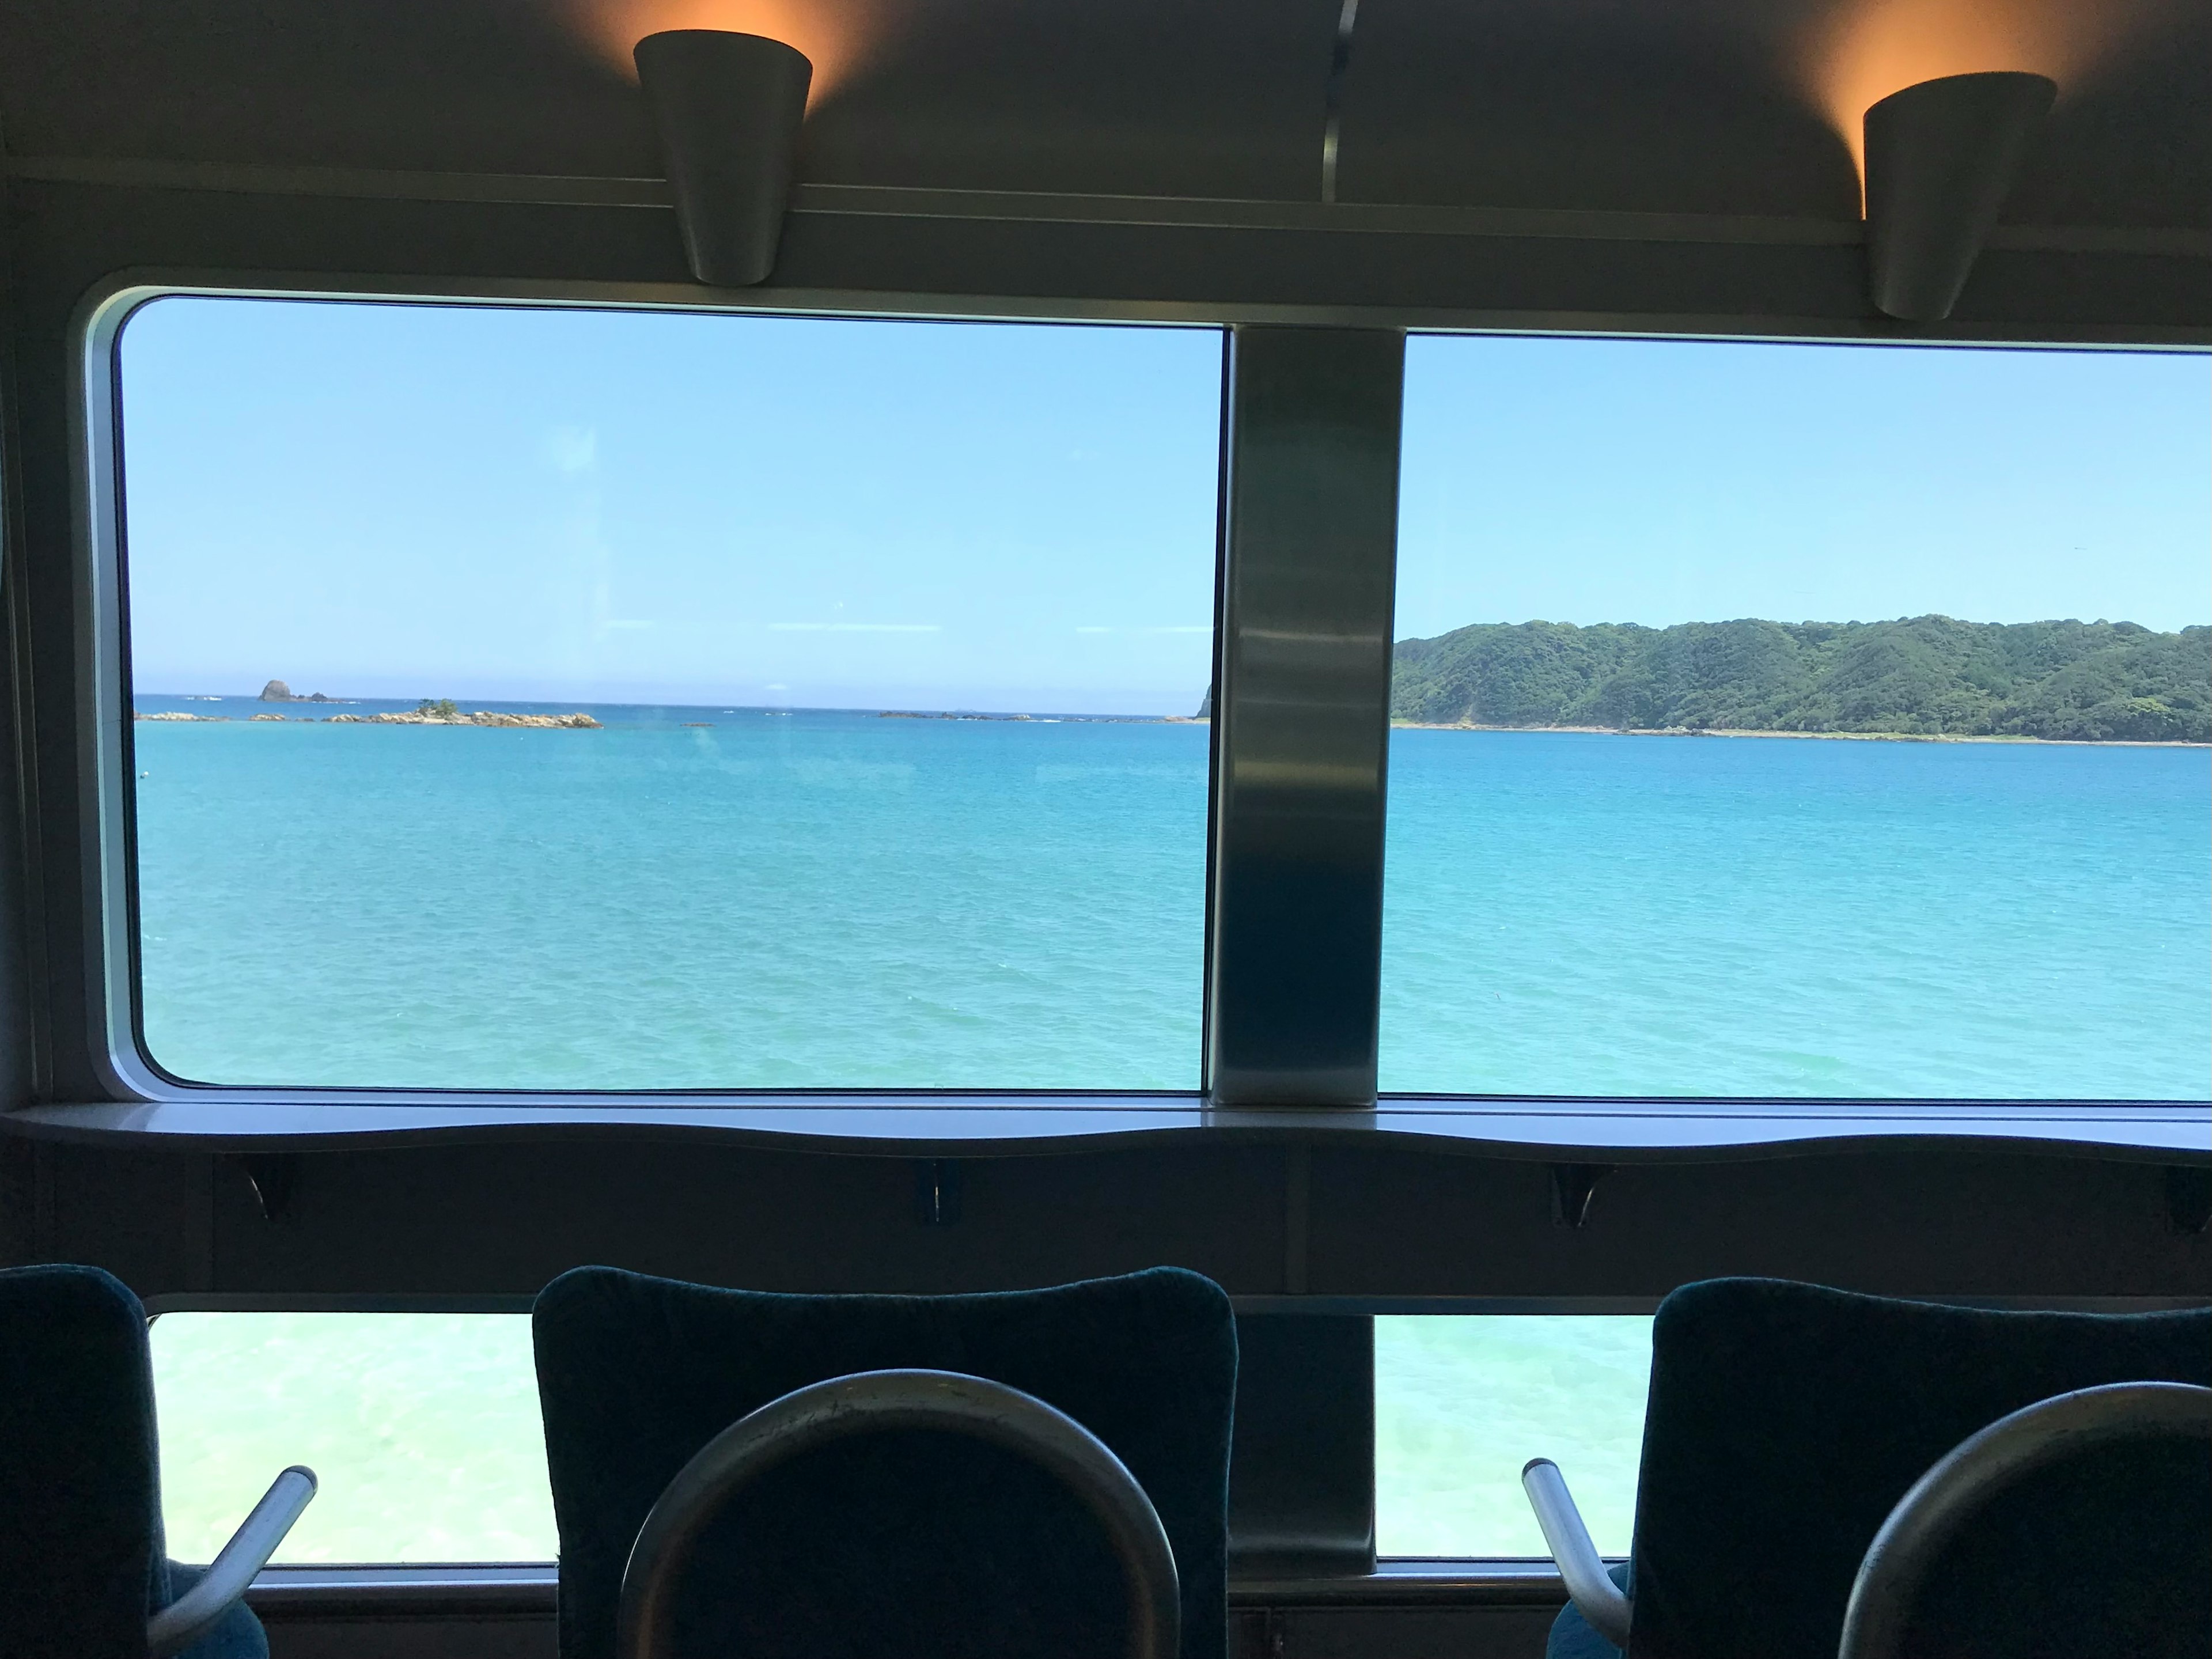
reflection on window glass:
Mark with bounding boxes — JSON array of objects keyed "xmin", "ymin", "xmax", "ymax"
[
  {"xmin": 150, "ymin": 1313, "xmax": 553, "ymax": 1564},
  {"xmin": 1384, "ymin": 336, "xmax": 2212, "ymax": 1099},
  {"xmin": 120, "ymin": 301, "xmax": 1221, "ymax": 1090},
  {"xmin": 1375, "ymin": 1315, "xmax": 1650, "ymax": 1558}
]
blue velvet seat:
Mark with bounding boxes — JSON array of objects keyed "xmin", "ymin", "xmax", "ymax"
[
  {"xmin": 1543, "ymin": 1279, "xmax": 2212, "ymax": 1659},
  {"xmin": 0, "ymin": 1264, "xmax": 268, "ymax": 1659},
  {"xmin": 533, "ymin": 1264, "xmax": 1237, "ymax": 1659}
]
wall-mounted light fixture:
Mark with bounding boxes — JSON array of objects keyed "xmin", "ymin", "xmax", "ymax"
[
  {"xmin": 1863, "ymin": 70, "xmax": 2055, "ymax": 323},
  {"xmin": 635, "ymin": 29, "xmax": 813, "ymax": 287}
]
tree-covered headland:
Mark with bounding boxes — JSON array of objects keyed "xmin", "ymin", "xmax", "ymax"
[{"xmin": 1391, "ymin": 616, "xmax": 2211, "ymax": 743}]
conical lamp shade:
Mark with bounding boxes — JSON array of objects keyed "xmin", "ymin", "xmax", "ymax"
[
  {"xmin": 635, "ymin": 29, "xmax": 812, "ymax": 287},
  {"xmin": 1863, "ymin": 70, "xmax": 2055, "ymax": 323}
]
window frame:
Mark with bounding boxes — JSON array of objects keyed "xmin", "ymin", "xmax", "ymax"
[
  {"xmin": 55, "ymin": 274, "xmax": 2212, "ymax": 1157},
  {"xmin": 145, "ymin": 1296, "xmax": 556, "ymax": 1570},
  {"xmin": 78, "ymin": 278, "xmax": 1238, "ymax": 1109}
]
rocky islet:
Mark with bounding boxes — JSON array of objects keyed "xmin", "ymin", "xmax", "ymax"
[{"xmin": 139, "ymin": 708, "xmax": 600, "ymax": 728}]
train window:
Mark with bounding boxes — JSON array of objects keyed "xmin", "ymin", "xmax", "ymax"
[
  {"xmin": 1383, "ymin": 336, "xmax": 2211, "ymax": 1100},
  {"xmin": 117, "ymin": 300, "xmax": 1221, "ymax": 1091},
  {"xmin": 150, "ymin": 1312, "xmax": 554, "ymax": 1564},
  {"xmin": 1376, "ymin": 1315, "xmax": 1652, "ymax": 1557}
]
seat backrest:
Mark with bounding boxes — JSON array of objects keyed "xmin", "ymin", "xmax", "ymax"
[
  {"xmin": 1623, "ymin": 1278, "xmax": 2211, "ymax": 1659},
  {"xmin": 533, "ymin": 1264, "xmax": 1238, "ymax": 1659},
  {"xmin": 0, "ymin": 1263, "xmax": 168, "ymax": 1659}
]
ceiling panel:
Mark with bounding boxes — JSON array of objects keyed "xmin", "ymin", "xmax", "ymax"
[
  {"xmin": 0, "ymin": 0, "xmax": 2203, "ymax": 223},
  {"xmin": 1334, "ymin": 0, "xmax": 1859, "ymax": 218},
  {"xmin": 0, "ymin": 1, "xmax": 656, "ymax": 175},
  {"xmin": 1330, "ymin": 0, "xmax": 2207, "ymax": 228},
  {"xmin": 2003, "ymin": 24, "xmax": 2212, "ymax": 228},
  {"xmin": 796, "ymin": 0, "xmax": 1343, "ymax": 198},
  {"xmin": 0, "ymin": 0, "xmax": 1346, "ymax": 200}
]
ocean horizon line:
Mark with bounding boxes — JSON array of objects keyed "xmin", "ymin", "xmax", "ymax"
[
  {"xmin": 1391, "ymin": 719, "xmax": 2211, "ymax": 749},
  {"xmin": 132, "ymin": 691, "xmax": 1205, "ymax": 724},
  {"xmin": 131, "ymin": 693, "xmax": 2207, "ymax": 746}
]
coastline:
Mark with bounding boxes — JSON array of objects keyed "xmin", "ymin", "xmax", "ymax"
[
  {"xmin": 1388, "ymin": 721, "xmax": 2210, "ymax": 749},
  {"xmin": 130, "ymin": 706, "xmax": 2207, "ymax": 747},
  {"xmin": 139, "ymin": 710, "xmax": 599, "ymax": 729},
  {"xmin": 139, "ymin": 702, "xmax": 1195, "ymax": 726}
]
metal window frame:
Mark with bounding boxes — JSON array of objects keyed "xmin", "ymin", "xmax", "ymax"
[
  {"xmin": 1207, "ymin": 327, "xmax": 1403, "ymax": 1109},
  {"xmin": 71, "ymin": 275, "xmax": 1239, "ymax": 1109},
  {"xmin": 39, "ymin": 270, "xmax": 2212, "ymax": 1150}
]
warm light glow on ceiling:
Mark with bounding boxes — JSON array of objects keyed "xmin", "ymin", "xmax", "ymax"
[
  {"xmin": 568, "ymin": 0, "xmax": 884, "ymax": 103},
  {"xmin": 1806, "ymin": 0, "xmax": 2172, "ymax": 186}
]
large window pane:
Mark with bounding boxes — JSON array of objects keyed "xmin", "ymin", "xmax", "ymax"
[
  {"xmin": 1384, "ymin": 336, "xmax": 2211, "ymax": 1099},
  {"xmin": 121, "ymin": 301, "xmax": 1221, "ymax": 1089},
  {"xmin": 151, "ymin": 1313, "xmax": 553, "ymax": 1564},
  {"xmin": 1376, "ymin": 1315, "xmax": 1650, "ymax": 1558}
]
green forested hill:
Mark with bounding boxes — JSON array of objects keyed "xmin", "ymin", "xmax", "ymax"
[{"xmin": 1390, "ymin": 616, "xmax": 2211, "ymax": 742}]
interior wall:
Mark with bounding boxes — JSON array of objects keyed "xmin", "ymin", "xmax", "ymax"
[{"xmin": 9, "ymin": 1135, "xmax": 2202, "ymax": 1302}]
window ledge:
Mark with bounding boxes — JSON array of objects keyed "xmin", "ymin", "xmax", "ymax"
[
  {"xmin": 241, "ymin": 1559, "xmax": 1580, "ymax": 1615},
  {"xmin": 8, "ymin": 1095, "xmax": 2206, "ymax": 1159},
  {"xmin": 245, "ymin": 1564, "xmax": 556, "ymax": 1618}
]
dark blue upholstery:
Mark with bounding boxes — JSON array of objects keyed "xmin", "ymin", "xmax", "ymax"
[
  {"xmin": 1546, "ymin": 1563, "xmax": 1629, "ymax": 1659},
  {"xmin": 0, "ymin": 1264, "xmax": 267, "ymax": 1659},
  {"xmin": 165, "ymin": 1565, "xmax": 269, "ymax": 1659},
  {"xmin": 1544, "ymin": 1278, "xmax": 2211, "ymax": 1659},
  {"xmin": 533, "ymin": 1264, "xmax": 1237, "ymax": 1659}
]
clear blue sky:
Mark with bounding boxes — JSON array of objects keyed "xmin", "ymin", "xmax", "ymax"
[
  {"xmin": 120, "ymin": 300, "xmax": 2207, "ymax": 712},
  {"xmin": 1398, "ymin": 333, "xmax": 2210, "ymax": 639},
  {"xmin": 120, "ymin": 300, "xmax": 1223, "ymax": 714}
]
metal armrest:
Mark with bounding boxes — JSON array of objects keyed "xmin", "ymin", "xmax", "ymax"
[
  {"xmin": 1838, "ymin": 1381, "xmax": 2212, "ymax": 1659},
  {"xmin": 1522, "ymin": 1457, "xmax": 1632, "ymax": 1649},
  {"xmin": 148, "ymin": 1465, "xmax": 318, "ymax": 1658},
  {"xmin": 616, "ymin": 1369, "xmax": 1179, "ymax": 1659}
]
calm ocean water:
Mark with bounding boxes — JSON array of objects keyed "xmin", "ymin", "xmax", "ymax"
[
  {"xmin": 152, "ymin": 1306, "xmax": 1654, "ymax": 1563},
  {"xmin": 131, "ymin": 697, "xmax": 2210, "ymax": 1099},
  {"xmin": 1382, "ymin": 726, "xmax": 2210, "ymax": 1099}
]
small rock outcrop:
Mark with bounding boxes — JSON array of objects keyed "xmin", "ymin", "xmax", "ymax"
[
  {"xmin": 139, "ymin": 703, "xmax": 599, "ymax": 729},
  {"xmin": 452, "ymin": 710, "xmax": 601, "ymax": 729},
  {"xmin": 324, "ymin": 709, "xmax": 600, "ymax": 729}
]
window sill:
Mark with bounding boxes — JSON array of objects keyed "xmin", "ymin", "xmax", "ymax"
[
  {"xmin": 241, "ymin": 1558, "xmax": 1584, "ymax": 1614},
  {"xmin": 9, "ymin": 1094, "xmax": 2205, "ymax": 1158}
]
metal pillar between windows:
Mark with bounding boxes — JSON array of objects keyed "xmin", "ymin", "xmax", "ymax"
[{"xmin": 1206, "ymin": 326, "xmax": 1404, "ymax": 1108}]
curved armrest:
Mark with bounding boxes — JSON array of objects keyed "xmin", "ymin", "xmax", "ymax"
[
  {"xmin": 1522, "ymin": 1458, "xmax": 1631, "ymax": 1650},
  {"xmin": 1839, "ymin": 1381, "xmax": 2212, "ymax": 1659},
  {"xmin": 618, "ymin": 1370, "xmax": 1178, "ymax": 1659},
  {"xmin": 148, "ymin": 1465, "xmax": 318, "ymax": 1658}
]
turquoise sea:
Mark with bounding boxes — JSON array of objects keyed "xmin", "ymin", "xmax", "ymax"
[
  {"xmin": 134, "ymin": 700, "xmax": 1209, "ymax": 1090},
  {"xmin": 151, "ymin": 1307, "xmax": 1653, "ymax": 1563},
  {"xmin": 1383, "ymin": 725, "xmax": 2210, "ymax": 1099},
  {"xmin": 132, "ymin": 696, "xmax": 2209, "ymax": 1099}
]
